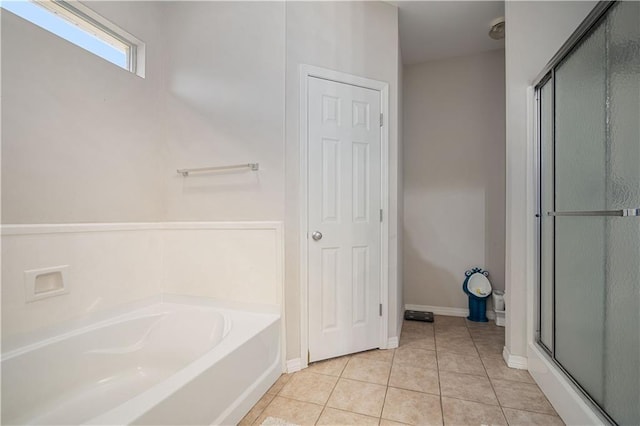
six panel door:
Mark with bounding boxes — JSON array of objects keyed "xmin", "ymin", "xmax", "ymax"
[{"xmin": 307, "ymin": 76, "xmax": 382, "ymax": 362}]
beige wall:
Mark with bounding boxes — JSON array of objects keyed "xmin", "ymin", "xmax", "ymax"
[
  {"xmin": 2, "ymin": 1, "xmax": 285, "ymax": 225},
  {"xmin": 284, "ymin": 1, "xmax": 401, "ymax": 360},
  {"xmin": 161, "ymin": 2, "xmax": 285, "ymax": 222},
  {"xmin": 403, "ymin": 49, "xmax": 505, "ymax": 311},
  {"xmin": 504, "ymin": 1, "xmax": 596, "ymax": 358},
  {"xmin": 1, "ymin": 2, "xmax": 166, "ymax": 224},
  {"xmin": 1, "ymin": 1, "xmax": 401, "ymax": 364}
]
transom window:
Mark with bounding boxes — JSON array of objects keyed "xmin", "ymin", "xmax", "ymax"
[{"xmin": 1, "ymin": 0, "xmax": 145, "ymax": 77}]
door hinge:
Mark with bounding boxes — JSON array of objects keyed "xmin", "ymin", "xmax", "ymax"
[
  {"xmin": 380, "ymin": 209, "xmax": 383, "ymax": 222},
  {"xmin": 379, "ymin": 304, "xmax": 382, "ymax": 316},
  {"xmin": 380, "ymin": 113, "xmax": 383, "ymax": 127}
]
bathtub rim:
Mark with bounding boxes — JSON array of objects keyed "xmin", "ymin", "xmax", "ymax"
[
  {"xmin": 2, "ymin": 294, "xmax": 280, "ymax": 357},
  {"xmin": 0, "ymin": 221, "xmax": 284, "ymax": 236}
]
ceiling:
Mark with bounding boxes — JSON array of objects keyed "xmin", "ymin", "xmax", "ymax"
[{"xmin": 397, "ymin": 1, "xmax": 505, "ymax": 65}]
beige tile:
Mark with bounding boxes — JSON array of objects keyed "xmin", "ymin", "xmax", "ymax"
[
  {"xmin": 394, "ymin": 346, "xmax": 438, "ymax": 369},
  {"xmin": 472, "ymin": 340, "xmax": 505, "ymax": 350},
  {"xmin": 400, "ymin": 330, "xmax": 424, "ymax": 341},
  {"xmin": 476, "ymin": 345, "xmax": 504, "ymax": 359},
  {"xmin": 466, "ymin": 318, "xmax": 498, "ymax": 328},
  {"xmin": 502, "ymin": 408, "xmax": 565, "ymax": 426},
  {"xmin": 470, "ymin": 332, "xmax": 505, "ymax": 343},
  {"xmin": 327, "ymin": 378, "xmax": 387, "ymax": 417},
  {"xmin": 470, "ymin": 319, "xmax": 503, "ymax": 327},
  {"xmin": 441, "ymin": 396, "xmax": 507, "ymax": 426},
  {"xmin": 382, "ymin": 387, "xmax": 443, "ymax": 426},
  {"xmin": 436, "ymin": 335, "xmax": 478, "ymax": 355},
  {"xmin": 437, "ymin": 333, "xmax": 474, "ymax": 343},
  {"xmin": 473, "ymin": 337, "xmax": 504, "ymax": 358},
  {"xmin": 469, "ymin": 326, "xmax": 505, "ymax": 337},
  {"xmin": 316, "ymin": 407, "xmax": 380, "ymax": 425},
  {"xmin": 439, "ymin": 371, "xmax": 499, "ymax": 405},
  {"xmin": 279, "ymin": 371, "xmax": 338, "ymax": 405},
  {"xmin": 402, "ymin": 320, "xmax": 435, "ymax": 334},
  {"xmin": 352, "ymin": 348, "xmax": 395, "ymax": 363},
  {"xmin": 434, "ymin": 315, "xmax": 467, "ymax": 327},
  {"xmin": 399, "ymin": 333, "xmax": 436, "ymax": 350},
  {"xmin": 436, "ymin": 319, "xmax": 469, "ymax": 328},
  {"xmin": 255, "ymin": 396, "xmax": 323, "ymax": 426},
  {"xmin": 437, "ymin": 352, "xmax": 486, "ymax": 377},
  {"xmin": 492, "ymin": 379, "xmax": 556, "ymax": 415},
  {"xmin": 307, "ymin": 356, "xmax": 350, "ymax": 377},
  {"xmin": 266, "ymin": 373, "xmax": 293, "ymax": 395},
  {"xmin": 389, "ymin": 363, "xmax": 440, "ymax": 395},
  {"xmin": 482, "ymin": 357, "xmax": 534, "ymax": 383},
  {"xmin": 238, "ymin": 393, "xmax": 275, "ymax": 425},
  {"xmin": 402, "ymin": 326, "xmax": 435, "ymax": 339},
  {"xmin": 435, "ymin": 326, "xmax": 470, "ymax": 338},
  {"xmin": 469, "ymin": 328, "xmax": 505, "ymax": 344},
  {"xmin": 342, "ymin": 357, "xmax": 392, "ymax": 385},
  {"xmin": 380, "ymin": 419, "xmax": 411, "ymax": 426}
]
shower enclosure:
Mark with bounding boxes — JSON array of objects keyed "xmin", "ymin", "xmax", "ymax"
[{"xmin": 535, "ymin": 1, "xmax": 639, "ymax": 424}]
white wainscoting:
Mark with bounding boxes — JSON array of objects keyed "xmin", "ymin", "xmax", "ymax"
[
  {"xmin": 1, "ymin": 225, "xmax": 162, "ymax": 343},
  {"xmin": 161, "ymin": 223, "xmax": 283, "ymax": 306},
  {"xmin": 1, "ymin": 222, "xmax": 284, "ymax": 351}
]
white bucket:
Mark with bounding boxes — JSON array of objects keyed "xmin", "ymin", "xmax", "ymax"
[{"xmin": 493, "ymin": 290, "xmax": 505, "ymax": 311}]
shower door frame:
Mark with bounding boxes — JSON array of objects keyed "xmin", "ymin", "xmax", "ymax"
[{"xmin": 532, "ymin": 1, "xmax": 622, "ymax": 424}]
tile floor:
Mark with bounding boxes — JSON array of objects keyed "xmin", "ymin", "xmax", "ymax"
[{"xmin": 239, "ymin": 316, "xmax": 564, "ymax": 426}]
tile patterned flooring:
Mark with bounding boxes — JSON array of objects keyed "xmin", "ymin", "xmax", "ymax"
[{"xmin": 240, "ymin": 316, "xmax": 564, "ymax": 426}]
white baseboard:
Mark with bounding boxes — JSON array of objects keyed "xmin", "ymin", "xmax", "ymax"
[
  {"xmin": 405, "ymin": 304, "xmax": 467, "ymax": 317},
  {"xmin": 387, "ymin": 336, "xmax": 399, "ymax": 349},
  {"xmin": 286, "ymin": 358, "xmax": 302, "ymax": 373},
  {"xmin": 503, "ymin": 346, "xmax": 528, "ymax": 370},
  {"xmin": 405, "ymin": 304, "xmax": 498, "ymax": 320}
]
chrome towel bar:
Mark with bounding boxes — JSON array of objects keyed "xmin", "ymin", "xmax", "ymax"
[
  {"xmin": 547, "ymin": 209, "xmax": 640, "ymax": 217},
  {"xmin": 177, "ymin": 163, "xmax": 259, "ymax": 177}
]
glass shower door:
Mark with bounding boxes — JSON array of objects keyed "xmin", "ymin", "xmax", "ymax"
[
  {"xmin": 538, "ymin": 2, "xmax": 640, "ymax": 424},
  {"xmin": 600, "ymin": 5, "xmax": 640, "ymax": 421},
  {"xmin": 554, "ymin": 10, "xmax": 608, "ymax": 408}
]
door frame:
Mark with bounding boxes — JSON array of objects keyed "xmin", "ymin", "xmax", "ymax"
[{"xmin": 299, "ymin": 64, "xmax": 390, "ymax": 368}]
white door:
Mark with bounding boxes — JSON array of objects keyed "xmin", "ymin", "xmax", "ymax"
[{"xmin": 307, "ymin": 76, "xmax": 382, "ymax": 362}]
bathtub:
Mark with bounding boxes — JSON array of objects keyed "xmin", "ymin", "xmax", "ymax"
[{"xmin": 1, "ymin": 300, "xmax": 282, "ymax": 425}]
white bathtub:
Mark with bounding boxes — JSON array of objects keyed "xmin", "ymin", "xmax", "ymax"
[{"xmin": 1, "ymin": 300, "xmax": 282, "ymax": 425}]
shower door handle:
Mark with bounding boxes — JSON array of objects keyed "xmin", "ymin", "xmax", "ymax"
[{"xmin": 547, "ymin": 209, "xmax": 640, "ymax": 217}]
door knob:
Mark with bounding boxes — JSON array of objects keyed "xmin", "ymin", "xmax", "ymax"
[{"xmin": 312, "ymin": 231, "xmax": 323, "ymax": 241}]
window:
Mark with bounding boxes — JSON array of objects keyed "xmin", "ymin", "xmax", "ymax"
[{"xmin": 1, "ymin": 0, "xmax": 145, "ymax": 77}]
